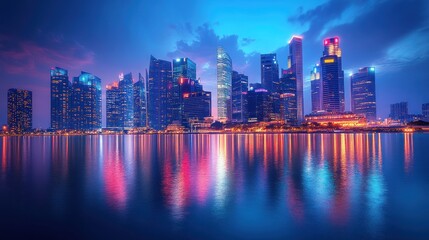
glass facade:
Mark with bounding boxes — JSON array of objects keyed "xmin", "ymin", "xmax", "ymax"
[
  {"xmin": 217, "ymin": 47, "xmax": 232, "ymax": 122},
  {"xmin": 148, "ymin": 56, "xmax": 172, "ymax": 130},
  {"xmin": 7, "ymin": 88, "xmax": 32, "ymax": 133},
  {"xmin": 260, "ymin": 53, "xmax": 279, "ymax": 93},
  {"xmin": 50, "ymin": 67, "xmax": 70, "ymax": 130},
  {"xmin": 133, "ymin": 73, "xmax": 147, "ymax": 128},
  {"xmin": 172, "ymin": 58, "xmax": 197, "ymax": 123},
  {"xmin": 119, "ymin": 73, "xmax": 134, "ymax": 129},
  {"xmin": 321, "ymin": 37, "xmax": 345, "ymax": 113},
  {"xmin": 350, "ymin": 67, "xmax": 377, "ymax": 121},
  {"xmin": 106, "ymin": 81, "xmax": 121, "ymax": 129},
  {"xmin": 232, "ymin": 71, "xmax": 248, "ymax": 123},
  {"xmin": 310, "ymin": 64, "xmax": 322, "ymax": 113},
  {"xmin": 288, "ymin": 36, "xmax": 304, "ymax": 123},
  {"xmin": 279, "ymin": 69, "xmax": 297, "ymax": 125},
  {"xmin": 70, "ymin": 72, "xmax": 102, "ymax": 130}
]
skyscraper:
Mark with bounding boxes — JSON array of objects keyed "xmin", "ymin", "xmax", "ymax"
[
  {"xmin": 106, "ymin": 81, "xmax": 121, "ymax": 129},
  {"xmin": 247, "ymin": 88, "xmax": 272, "ymax": 122},
  {"xmin": 320, "ymin": 37, "xmax": 345, "ymax": 113},
  {"xmin": 69, "ymin": 72, "xmax": 102, "ymax": 130},
  {"xmin": 260, "ymin": 53, "xmax": 279, "ymax": 92},
  {"xmin": 232, "ymin": 71, "xmax": 248, "ymax": 123},
  {"xmin": 310, "ymin": 64, "xmax": 322, "ymax": 113},
  {"xmin": 351, "ymin": 67, "xmax": 377, "ymax": 121},
  {"xmin": 390, "ymin": 102, "xmax": 408, "ymax": 121},
  {"xmin": 7, "ymin": 89, "xmax": 32, "ymax": 133},
  {"xmin": 288, "ymin": 36, "xmax": 304, "ymax": 122},
  {"xmin": 119, "ymin": 72, "xmax": 134, "ymax": 129},
  {"xmin": 50, "ymin": 67, "xmax": 70, "ymax": 130},
  {"xmin": 279, "ymin": 69, "xmax": 297, "ymax": 125},
  {"xmin": 217, "ymin": 47, "xmax": 232, "ymax": 122},
  {"xmin": 133, "ymin": 73, "xmax": 147, "ymax": 128},
  {"xmin": 172, "ymin": 58, "xmax": 197, "ymax": 123},
  {"xmin": 148, "ymin": 56, "xmax": 172, "ymax": 130}
]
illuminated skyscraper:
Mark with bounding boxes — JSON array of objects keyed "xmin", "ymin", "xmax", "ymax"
[
  {"xmin": 106, "ymin": 81, "xmax": 121, "ymax": 129},
  {"xmin": 320, "ymin": 37, "xmax": 345, "ymax": 113},
  {"xmin": 69, "ymin": 72, "xmax": 102, "ymax": 130},
  {"xmin": 288, "ymin": 36, "xmax": 304, "ymax": 122},
  {"xmin": 350, "ymin": 67, "xmax": 377, "ymax": 121},
  {"xmin": 133, "ymin": 73, "xmax": 147, "ymax": 128},
  {"xmin": 390, "ymin": 102, "xmax": 408, "ymax": 121},
  {"xmin": 50, "ymin": 67, "xmax": 70, "ymax": 130},
  {"xmin": 217, "ymin": 47, "xmax": 232, "ymax": 122},
  {"xmin": 279, "ymin": 69, "xmax": 297, "ymax": 125},
  {"xmin": 172, "ymin": 58, "xmax": 197, "ymax": 123},
  {"xmin": 119, "ymin": 72, "xmax": 134, "ymax": 129},
  {"xmin": 232, "ymin": 71, "xmax": 248, "ymax": 123},
  {"xmin": 247, "ymin": 88, "xmax": 272, "ymax": 122},
  {"xmin": 310, "ymin": 64, "xmax": 322, "ymax": 113},
  {"xmin": 261, "ymin": 53, "xmax": 279, "ymax": 92},
  {"xmin": 7, "ymin": 88, "xmax": 32, "ymax": 133},
  {"xmin": 148, "ymin": 56, "xmax": 172, "ymax": 130}
]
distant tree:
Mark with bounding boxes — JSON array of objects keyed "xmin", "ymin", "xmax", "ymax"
[{"xmin": 211, "ymin": 121, "xmax": 224, "ymax": 130}]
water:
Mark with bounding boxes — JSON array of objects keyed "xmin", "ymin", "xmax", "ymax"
[{"xmin": 0, "ymin": 133, "xmax": 428, "ymax": 239}]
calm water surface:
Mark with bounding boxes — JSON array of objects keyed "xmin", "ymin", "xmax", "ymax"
[{"xmin": 0, "ymin": 133, "xmax": 428, "ymax": 239}]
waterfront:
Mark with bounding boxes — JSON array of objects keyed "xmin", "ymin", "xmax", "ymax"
[{"xmin": 1, "ymin": 133, "xmax": 428, "ymax": 239}]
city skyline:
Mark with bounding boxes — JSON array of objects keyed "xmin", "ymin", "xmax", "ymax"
[{"xmin": 1, "ymin": 0, "xmax": 428, "ymax": 128}]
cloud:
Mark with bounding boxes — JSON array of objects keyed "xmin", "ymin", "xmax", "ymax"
[
  {"xmin": 241, "ymin": 38, "xmax": 255, "ymax": 46},
  {"xmin": 0, "ymin": 34, "xmax": 95, "ymax": 79}
]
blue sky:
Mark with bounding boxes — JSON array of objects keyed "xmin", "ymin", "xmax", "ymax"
[{"xmin": 1, "ymin": 0, "xmax": 428, "ymax": 128}]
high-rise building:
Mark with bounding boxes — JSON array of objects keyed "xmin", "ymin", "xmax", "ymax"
[
  {"xmin": 133, "ymin": 73, "xmax": 147, "ymax": 128},
  {"xmin": 310, "ymin": 64, "xmax": 322, "ymax": 113},
  {"xmin": 106, "ymin": 81, "xmax": 121, "ymax": 129},
  {"xmin": 423, "ymin": 103, "xmax": 429, "ymax": 118},
  {"xmin": 288, "ymin": 36, "xmax": 304, "ymax": 122},
  {"xmin": 350, "ymin": 67, "xmax": 377, "ymax": 121},
  {"xmin": 260, "ymin": 53, "xmax": 279, "ymax": 92},
  {"xmin": 172, "ymin": 58, "xmax": 197, "ymax": 123},
  {"xmin": 119, "ymin": 72, "xmax": 134, "ymax": 129},
  {"xmin": 69, "ymin": 72, "xmax": 102, "ymax": 130},
  {"xmin": 279, "ymin": 69, "xmax": 297, "ymax": 125},
  {"xmin": 7, "ymin": 89, "xmax": 32, "ymax": 133},
  {"xmin": 232, "ymin": 71, "xmax": 248, "ymax": 123},
  {"xmin": 247, "ymin": 88, "xmax": 272, "ymax": 122},
  {"xmin": 320, "ymin": 37, "xmax": 345, "ymax": 113},
  {"xmin": 183, "ymin": 91, "xmax": 212, "ymax": 126},
  {"xmin": 50, "ymin": 67, "xmax": 70, "ymax": 130},
  {"xmin": 389, "ymin": 102, "xmax": 408, "ymax": 121},
  {"xmin": 217, "ymin": 47, "xmax": 232, "ymax": 122},
  {"xmin": 147, "ymin": 56, "xmax": 172, "ymax": 130}
]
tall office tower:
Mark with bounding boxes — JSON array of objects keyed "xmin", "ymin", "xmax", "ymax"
[
  {"xmin": 389, "ymin": 102, "xmax": 408, "ymax": 121},
  {"xmin": 310, "ymin": 64, "xmax": 322, "ymax": 113},
  {"xmin": 279, "ymin": 69, "xmax": 297, "ymax": 125},
  {"xmin": 119, "ymin": 72, "xmax": 134, "ymax": 129},
  {"xmin": 260, "ymin": 53, "xmax": 279, "ymax": 92},
  {"xmin": 133, "ymin": 73, "xmax": 147, "ymax": 128},
  {"xmin": 148, "ymin": 56, "xmax": 172, "ymax": 130},
  {"xmin": 69, "ymin": 72, "xmax": 102, "ymax": 130},
  {"xmin": 7, "ymin": 89, "xmax": 32, "ymax": 133},
  {"xmin": 247, "ymin": 88, "xmax": 273, "ymax": 122},
  {"xmin": 183, "ymin": 91, "xmax": 212, "ymax": 126},
  {"xmin": 350, "ymin": 67, "xmax": 377, "ymax": 121},
  {"xmin": 50, "ymin": 67, "xmax": 70, "ymax": 130},
  {"xmin": 423, "ymin": 103, "xmax": 429, "ymax": 118},
  {"xmin": 320, "ymin": 37, "xmax": 345, "ymax": 112},
  {"xmin": 217, "ymin": 47, "xmax": 232, "ymax": 122},
  {"xmin": 106, "ymin": 81, "xmax": 121, "ymax": 128},
  {"xmin": 232, "ymin": 71, "xmax": 248, "ymax": 123},
  {"xmin": 172, "ymin": 58, "xmax": 197, "ymax": 123},
  {"xmin": 288, "ymin": 36, "xmax": 304, "ymax": 122}
]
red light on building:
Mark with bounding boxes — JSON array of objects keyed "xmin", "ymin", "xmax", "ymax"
[
  {"xmin": 180, "ymin": 78, "xmax": 184, "ymax": 85},
  {"xmin": 324, "ymin": 40, "xmax": 328, "ymax": 45},
  {"xmin": 335, "ymin": 38, "xmax": 339, "ymax": 43}
]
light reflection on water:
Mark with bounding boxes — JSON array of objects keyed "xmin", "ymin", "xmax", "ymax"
[{"xmin": 0, "ymin": 133, "xmax": 428, "ymax": 239}]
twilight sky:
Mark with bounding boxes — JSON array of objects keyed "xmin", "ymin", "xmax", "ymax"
[{"xmin": 1, "ymin": 0, "xmax": 428, "ymax": 128}]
